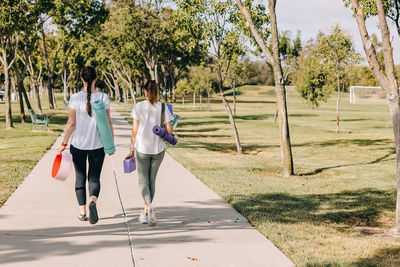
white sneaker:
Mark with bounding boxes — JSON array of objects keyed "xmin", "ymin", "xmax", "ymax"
[
  {"xmin": 138, "ymin": 213, "xmax": 148, "ymax": 224},
  {"xmin": 148, "ymin": 205, "xmax": 157, "ymax": 227}
]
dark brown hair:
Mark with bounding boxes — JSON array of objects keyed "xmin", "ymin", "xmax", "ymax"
[
  {"xmin": 144, "ymin": 80, "xmax": 159, "ymax": 106},
  {"xmin": 81, "ymin": 66, "xmax": 97, "ymax": 117}
]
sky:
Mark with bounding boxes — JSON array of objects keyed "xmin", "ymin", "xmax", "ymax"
[{"xmin": 275, "ymin": 0, "xmax": 400, "ymax": 64}]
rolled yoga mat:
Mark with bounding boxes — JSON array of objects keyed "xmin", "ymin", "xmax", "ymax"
[
  {"xmin": 152, "ymin": 125, "xmax": 178, "ymax": 145},
  {"xmin": 92, "ymin": 98, "xmax": 116, "ymax": 154}
]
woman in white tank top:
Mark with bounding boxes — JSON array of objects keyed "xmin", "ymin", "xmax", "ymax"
[
  {"xmin": 58, "ymin": 66, "xmax": 114, "ymax": 224},
  {"xmin": 125, "ymin": 80, "xmax": 173, "ymax": 227}
]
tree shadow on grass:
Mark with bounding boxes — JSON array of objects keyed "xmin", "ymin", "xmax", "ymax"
[
  {"xmin": 298, "ymin": 149, "xmax": 395, "ymax": 176},
  {"xmin": 177, "ymin": 141, "xmax": 276, "ymax": 154},
  {"xmin": 179, "ymin": 120, "xmax": 231, "ymax": 127},
  {"xmin": 209, "ymin": 99, "xmax": 275, "ymax": 104},
  {"xmin": 227, "ymin": 188, "xmax": 396, "ymax": 229},
  {"xmin": 353, "ymin": 247, "xmax": 400, "ymax": 266},
  {"xmin": 210, "ymin": 114, "xmax": 273, "ymax": 120},
  {"xmin": 179, "ymin": 127, "xmax": 221, "ymax": 133},
  {"xmin": 294, "ymin": 138, "xmax": 393, "ymax": 148}
]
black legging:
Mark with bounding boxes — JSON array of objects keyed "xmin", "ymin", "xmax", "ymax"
[{"xmin": 70, "ymin": 145, "xmax": 105, "ymax": 206}]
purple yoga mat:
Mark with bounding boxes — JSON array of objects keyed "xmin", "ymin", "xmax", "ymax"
[
  {"xmin": 152, "ymin": 126, "xmax": 178, "ymax": 145},
  {"xmin": 124, "ymin": 158, "xmax": 136, "ymax": 173}
]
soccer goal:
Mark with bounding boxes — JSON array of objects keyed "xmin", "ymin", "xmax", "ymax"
[{"xmin": 349, "ymin": 86, "xmax": 387, "ymax": 104}]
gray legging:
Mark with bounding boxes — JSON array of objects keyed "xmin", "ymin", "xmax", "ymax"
[{"xmin": 135, "ymin": 149, "xmax": 165, "ymax": 203}]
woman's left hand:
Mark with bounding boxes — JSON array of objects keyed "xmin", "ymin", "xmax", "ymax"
[
  {"xmin": 57, "ymin": 146, "xmax": 66, "ymax": 155},
  {"xmin": 125, "ymin": 151, "xmax": 135, "ymax": 160}
]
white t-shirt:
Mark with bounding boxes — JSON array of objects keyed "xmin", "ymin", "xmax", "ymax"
[
  {"xmin": 130, "ymin": 100, "xmax": 173, "ymax": 154},
  {"xmin": 69, "ymin": 91, "xmax": 110, "ymax": 150}
]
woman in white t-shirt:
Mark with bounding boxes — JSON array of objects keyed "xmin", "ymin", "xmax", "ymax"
[
  {"xmin": 58, "ymin": 66, "xmax": 114, "ymax": 225},
  {"xmin": 125, "ymin": 80, "xmax": 173, "ymax": 227}
]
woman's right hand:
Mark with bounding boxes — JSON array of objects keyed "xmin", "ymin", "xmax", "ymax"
[{"xmin": 125, "ymin": 151, "xmax": 135, "ymax": 161}]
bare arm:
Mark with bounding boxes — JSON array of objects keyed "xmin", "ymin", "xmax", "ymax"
[
  {"xmin": 165, "ymin": 121, "xmax": 173, "ymax": 135},
  {"xmin": 125, "ymin": 119, "xmax": 139, "ymax": 160},
  {"xmin": 58, "ymin": 108, "xmax": 76, "ymax": 154}
]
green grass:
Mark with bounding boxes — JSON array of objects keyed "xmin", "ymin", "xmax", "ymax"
[
  {"xmin": 117, "ymin": 86, "xmax": 400, "ymax": 266},
  {"xmin": 0, "ymin": 94, "xmax": 68, "ymax": 206}
]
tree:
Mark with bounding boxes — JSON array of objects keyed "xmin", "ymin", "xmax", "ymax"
[
  {"xmin": 316, "ymin": 25, "xmax": 361, "ymax": 133},
  {"xmin": 40, "ymin": 0, "xmax": 107, "ymax": 109},
  {"xmin": 346, "ymin": 0, "xmax": 400, "ymax": 233},
  {"xmin": 113, "ymin": 1, "xmax": 167, "ymax": 82},
  {"xmin": 160, "ymin": 7, "xmax": 206, "ymax": 102},
  {"xmin": 187, "ymin": 65, "xmax": 214, "ymax": 110},
  {"xmin": 0, "ymin": 1, "xmax": 24, "ymax": 128},
  {"xmin": 278, "ymin": 30, "xmax": 303, "ymax": 84},
  {"xmin": 236, "ymin": 0, "xmax": 294, "ymax": 176},
  {"xmin": 295, "ymin": 51, "xmax": 331, "ymax": 109},
  {"xmin": 225, "ymin": 59, "xmax": 252, "ymax": 115},
  {"xmin": 177, "ymin": 0, "xmax": 244, "ymax": 154},
  {"xmin": 346, "ymin": 0, "xmax": 400, "ymax": 37},
  {"xmin": 176, "ymin": 77, "xmax": 190, "ymax": 107}
]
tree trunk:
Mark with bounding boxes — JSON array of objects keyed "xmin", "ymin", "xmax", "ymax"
[
  {"xmin": 274, "ymin": 79, "xmax": 294, "ymax": 176},
  {"xmin": 193, "ymin": 93, "xmax": 196, "ymax": 109},
  {"xmin": 219, "ymin": 81, "xmax": 242, "ymax": 154},
  {"xmin": 15, "ymin": 66, "xmax": 32, "ymax": 111},
  {"xmin": 207, "ymin": 92, "xmax": 210, "ymax": 111},
  {"xmin": 336, "ymin": 72, "xmax": 341, "ymax": 134},
  {"xmin": 171, "ymin": 75, "xmax": 177, "ymax": 103},
  {"xmin": 52, "ymin": 88, "xmax": 58, "ymax": 109},
  {"xmin": 33, "ymin": 80, "xmax": 42, "ymax": 114},
  {"xmin": 388, "ymin": 102, "xmax": 400, "ymax": 231},
  {"xmin": 115, "ymin": 83, "xmax": 121, "ymax": 102},
  {"xmin": 4, "ymin": 67, "xmax": 13, "ymax": 129},
  {"xmin": 135, "ymin": 79, "xmax": 141, "ymax": 97},
  {"xmin": 200, "ymin": 93, "xmax": 203, "ymax": 109},
  {"xmin": 236, "ymin": 0, "xmax": 293, "ymax": 174},
  {"xmin": 63, "ymin": 69, "xmax": 67, "ymax": 102},
  {"xmin": 233, "ymin": 83, "xmax": 237, "ymax": 116},
  {"xmin": 129, "ymin": 85, "xmax": 137, "ymax": 105},
  {"xmin": 182, "ymin": 96, "xmax": 185, "ymax": 107},
  {"xmin": 18, "ymin": 83, "xmax": 25, "ymax": 123},
  {"xmin": 350, "ymin": 0, "xmax": 400, "ymax": 231},
  {"xmin": 123, "ymin": 89, "xmax": 128, "ymax": 104},
  {"xmin": 48, "ymin": 82, "xmax": 55, "ymax": 109},
  {"xmin": 274, "ymin": 106, "xmax": 278, "ymax": 123}
]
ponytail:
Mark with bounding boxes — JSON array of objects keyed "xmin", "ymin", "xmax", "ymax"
[
  {"xmin": 87, "ymin": 89, "xmax": 92, "ymax": 117},
  {"xmin": 144, "ymin": 80, "xmax": 159, "ymax": 106},
  {"xmin": 81, "ymin": 66, "xmax": 97, "ymax": 117}
]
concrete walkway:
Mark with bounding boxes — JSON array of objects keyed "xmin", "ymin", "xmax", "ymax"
[{"xmin": 0, "ymin": 108, "xmax": 294, "ymax": 267}]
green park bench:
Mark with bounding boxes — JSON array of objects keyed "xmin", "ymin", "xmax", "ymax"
[{"xmin": 28, "ymin": 109, "xmax": 49, "ymax": 131}]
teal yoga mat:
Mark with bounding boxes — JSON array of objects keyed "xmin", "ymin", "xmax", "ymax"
[{"xmin": 92, "ymin": 97, "xmax": 115, "ymax": 154}]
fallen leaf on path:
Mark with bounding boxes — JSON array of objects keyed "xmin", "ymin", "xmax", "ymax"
[{"xmin": 187, "ymin": 257, "xmax": 199, "ymax": 261}]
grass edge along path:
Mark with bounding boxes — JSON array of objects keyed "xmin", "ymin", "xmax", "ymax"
[
  {"xmin": 0, "ymin": 94, "xmax": 69, "ymax": 207},
  {"xmin": 116, "ymin": 85, "xmax": 400, "ymax": 266}
]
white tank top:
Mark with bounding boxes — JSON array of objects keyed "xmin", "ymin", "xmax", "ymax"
[
  {"xmin": 69, "ymin": 91, "xmax": 110, "ymax": 150},
  {"xmin": 130, "ymin": 100, "xmax": 173, "ymax": 154}
]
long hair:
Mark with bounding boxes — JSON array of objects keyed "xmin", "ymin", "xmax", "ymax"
[
  {"xmin": 81, "ymin": 66, "xmax": 97, "ymax": 117},
  {"xmin": 144, "ymin": 80, "xmax": 159, "ymax": 106}
]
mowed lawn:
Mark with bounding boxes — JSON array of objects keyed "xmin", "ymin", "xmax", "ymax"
[
  {"xmin": 0, "ymin": 94, "xmax": 68, "ymax": 206},
  {"xmin": 117, "ymin": 85, "xmax": 400, "ymax": 266}
]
